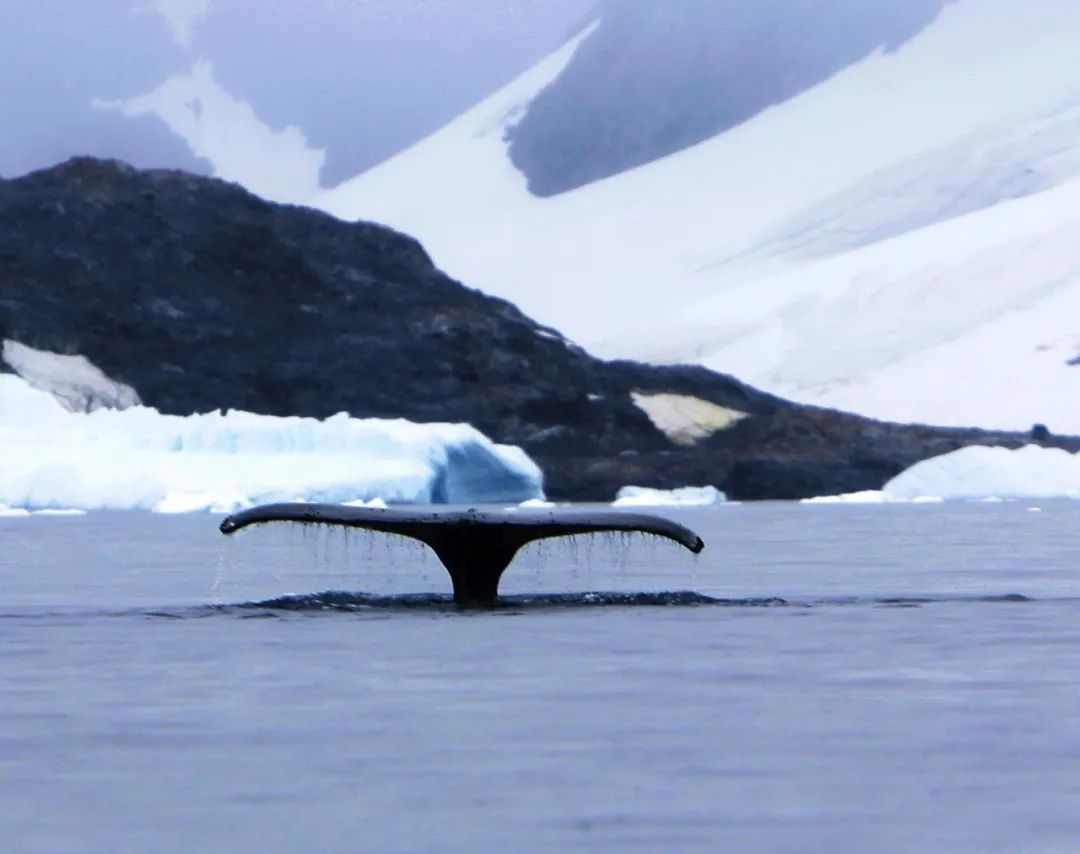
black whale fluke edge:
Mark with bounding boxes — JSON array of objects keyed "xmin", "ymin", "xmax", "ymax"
[{"xmin": 219, "ymin": 503, "xmax": 705, "ymax": 608}]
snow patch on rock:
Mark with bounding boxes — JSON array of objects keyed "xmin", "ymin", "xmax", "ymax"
[
  {"xmin": 95, "ymin": 60, "xmax": 324, "ymax": 204},
  {"xmin": 630, "ymin": 393, "xmax": 747, "ymax": 446},
  {"xmin": 2, "ymin": 340, "xmax": 141, "ymax": 413}
]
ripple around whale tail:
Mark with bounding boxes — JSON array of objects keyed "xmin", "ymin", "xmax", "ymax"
[
  {"xmin": 1, "ymin": 593, "xmax": 1040, "ymax": 623},
  {"xmin": 215, "ymin": 590, "xmax": 784, "ymax": 614},
  {"xmin": 185, "ymin": 590, "xmax": 1035, "ymax": 617}
]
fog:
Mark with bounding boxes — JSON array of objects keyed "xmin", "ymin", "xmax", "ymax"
[
  {"xmin": 0, "ymin": 0, "xmax": 594, "ymax": 182},
  {"xmin": 510, "ymin": 0, "xmax": 948, "ymax": 194},
  {"xmin": 1, "ymin": 1, "xmax": 955, "ymax": 193}
]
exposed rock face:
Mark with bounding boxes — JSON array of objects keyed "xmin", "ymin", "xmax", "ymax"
[
  {"xmin": 2, "ymin": 158, "xmax": 1076, "ymax": 500},
  {"xmin": 508, "ymin": 0, "xmax": 945, "ymax": 196}
]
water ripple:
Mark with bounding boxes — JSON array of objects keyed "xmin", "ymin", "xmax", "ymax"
[{"xmin": 0, "ymin": 592, "xmax": 1044, "ymax": 622}]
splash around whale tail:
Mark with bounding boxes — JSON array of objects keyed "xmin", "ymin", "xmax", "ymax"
[{"xmin": 219, "ymin": 503, "xmax": 705, "ymax": 607}]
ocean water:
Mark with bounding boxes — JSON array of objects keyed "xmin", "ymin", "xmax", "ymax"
[{"xmin": 3, "ymin": 502, "xmax": 1080, "ymax": 852}]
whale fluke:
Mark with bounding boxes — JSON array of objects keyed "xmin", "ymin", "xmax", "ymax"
[{"xmin": 220, "ymin": 504, "xmax": 705, "ymax": 607}]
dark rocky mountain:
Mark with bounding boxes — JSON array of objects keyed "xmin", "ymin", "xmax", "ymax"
[
  {"xmin": 508, "ymin": 0, "xmax": 946, "ymax": 196},
  {"xmin": 1, "ymin": 158, "xmax": 1072, "ymax": 500}
]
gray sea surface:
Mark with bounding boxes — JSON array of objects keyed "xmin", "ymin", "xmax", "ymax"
[{"xmin": 3, "ymin": 501, "xmax": 1080, "ymax": 852}]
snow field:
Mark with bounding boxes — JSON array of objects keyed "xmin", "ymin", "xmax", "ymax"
[{"xmin": 322, "ymin": 0, "xmax": 1080, "ymax": 433}]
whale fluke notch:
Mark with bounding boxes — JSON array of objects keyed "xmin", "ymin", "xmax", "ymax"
[{"xmin": 219, "ymin": 503, "xmax": 705, "ymax": 607}]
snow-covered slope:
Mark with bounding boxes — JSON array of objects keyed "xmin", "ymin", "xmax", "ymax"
[
  {"xmin": 0, "ymin": 375, "xmax": 542, "ymax": 512},
  {"xmin": 506, "ymin": 0, "xmax": 945, "ymax": 196},
  {"xmin": 321, "ymin": 0, "xmax": 1080, "ymax": 433}
]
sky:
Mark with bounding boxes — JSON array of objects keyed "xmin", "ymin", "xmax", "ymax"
[{"xmin": 0, "ymin": 0, "xmax": 595, "ymax": 182}]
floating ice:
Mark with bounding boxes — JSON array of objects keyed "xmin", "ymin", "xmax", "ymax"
[
  {"xmin": 0, "ymin": 503, "xmax": 85, "ymax": 518},
  {"xmin": 884, "ymin": 445, "xmax": 1080, "ymax": 500},
  {"xmin": 343, "ymin": 497, "xmax": 390, "ymax": 510},
  {"xmin": 612, "ymin": 486, "xmax": 726, "ymax": 507},
  {"xmin": 800, "ymin": 490, "xmax": 891, "ymax": 505},
  {"xmin": 0, "ymin": 374, "xmax": 542, "ymax": 512},
  {"xmin": 803, "ymin": 444, "xmax": 1080, "ymax": 503}
]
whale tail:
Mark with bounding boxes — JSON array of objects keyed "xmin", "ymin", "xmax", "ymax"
[{"xmin": 220, "ymin": 504, "xmax": 705, "ymax": 607}]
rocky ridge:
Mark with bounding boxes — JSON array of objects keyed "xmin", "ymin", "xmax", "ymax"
[{"xmin": 2, "ymin": 158, "xmax": 1075, "ymax": 500}]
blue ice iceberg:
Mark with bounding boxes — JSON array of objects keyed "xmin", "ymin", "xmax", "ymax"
[{"xmin": 0, "ymin": 375, "xmax": 543, "ymax": 511}]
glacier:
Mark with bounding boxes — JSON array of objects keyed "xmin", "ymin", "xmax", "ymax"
[
  {"xmin": 0, "ymin": 374, "xmax": 542, "ymax": 512},
  {"xmin": 319, "ymin": 0, "xmax": 1080, "ymax": 434}
]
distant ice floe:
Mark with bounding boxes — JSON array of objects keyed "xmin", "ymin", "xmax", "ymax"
[
  {"xmin": 803, "ymin": 445, "xmax": 1080, "ymax": 503},
  {"xmin": 801, "ymin": 492, "xmax": 944, "ymax": 505},
  {"xmin": 800, "ymin": 491, "xmax": 888, "ymax": 505},
  {"xmin": 0, "ymin": 505, "xmax": 83, "ymax": 519},
  {"xmin": 612, "ymin": 486, "xmax": 726, "ymax": 507},
  {"xmin": 0, "ymin": 374, "xmax": 542, "ymax": 513},
  {"xmin": 343, "ymin": 497, "xmax": 390, "ymax": 510}
]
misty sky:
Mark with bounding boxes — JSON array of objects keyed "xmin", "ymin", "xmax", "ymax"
[
  {"xmin": 0, "ymin": 0, "xmax": 595, "ymax": 182},
  {"xmin": 513, "ymin": 0, "xmax": 946, "ymax": 194}
]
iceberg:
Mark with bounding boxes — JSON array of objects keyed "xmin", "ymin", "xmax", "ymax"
[
  {"xmin": 612, "ymin": 486, "xmax": 726, "ymax": 507},
  {"xmin": 0, "ymin": 374, "xmax": 543, "ymax": 512},
  {"xmin": 883, "ymin": 445, "xmax": 1080, "ymax": 501},
  {"xmin": 804, "ymin": 445, "xmax": 1080, "ymax": 503}
]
